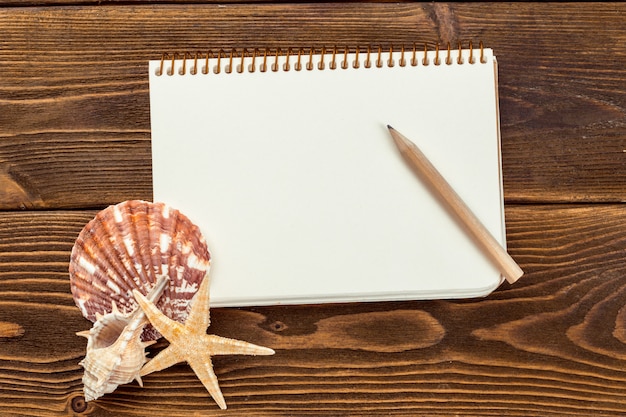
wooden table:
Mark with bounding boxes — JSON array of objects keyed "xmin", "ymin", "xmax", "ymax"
[{"xmin": 1, "ymin": 2, "xmax": 625, "ymax": 415}]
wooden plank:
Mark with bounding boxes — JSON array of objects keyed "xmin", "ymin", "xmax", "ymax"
[
  {"xmin": 1, "ymin": 204, "xmax": 626, "ymax": 415},
  {"xmin": 0, "ymin": 3, "xmax": 625, "ymax": 209},
  {"xmin": 0, "ymin": 0, "xmax": 402, "ymax": 6},
  {"xmin": 0, "ymin": 1, "xmax": 254, "ymax": 5}
]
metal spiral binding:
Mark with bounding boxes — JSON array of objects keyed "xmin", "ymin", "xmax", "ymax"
[{"xmin": 156, "ymin": 41, "xmax": 486, "ymax": 77}]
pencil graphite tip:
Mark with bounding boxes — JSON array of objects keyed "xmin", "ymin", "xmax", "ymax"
[{"xmin": 387, "ymin": 125, "xmax": 408, "ymax": 151}]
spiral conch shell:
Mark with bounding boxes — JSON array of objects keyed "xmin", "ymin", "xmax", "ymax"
[
  {"xmin": 69, "ymin": 200, "xmax": 212, "ymax": 401},
  {"xmin": 76, "ymin": 276, "xmax": 168, "ymax": 401}
]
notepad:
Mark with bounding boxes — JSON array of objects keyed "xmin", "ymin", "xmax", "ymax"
[{"xmin": 149, "ymin": 45, "xmax": 506, "ymax": 307}]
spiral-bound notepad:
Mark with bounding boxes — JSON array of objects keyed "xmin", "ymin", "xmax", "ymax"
[{"xmin": 149, "ymin": 44, "xmax": 506, "ymax": 307}]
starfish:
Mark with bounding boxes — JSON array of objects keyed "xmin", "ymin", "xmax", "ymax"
[{"xmin": 132, "ymin": 274, "xmax": 274, "ymax": 410}]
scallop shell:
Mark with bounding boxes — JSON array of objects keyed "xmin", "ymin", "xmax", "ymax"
[
  {"xmin": 77, "ymin": 275, "xmax": 168, "ymax": 402},
  {"xmin": 69, "ymin": 200, "xmax": 211, "ymax": 341}
]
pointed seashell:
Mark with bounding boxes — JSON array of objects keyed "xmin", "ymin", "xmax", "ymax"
[
  {"xmin": 69, "ymin": 200, "xmax": 211, "ymax": 341},
  {"xmin": 77, "ymin": 275, "xmax": 168, "ymax": 402}
]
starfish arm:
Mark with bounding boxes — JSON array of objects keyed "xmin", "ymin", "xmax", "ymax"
[
  {"xmin": 133, "ymin": 288, "xmax": 182, "ymax": 341},
  {"xmin": 184, "ymin": 273, "xmax": 211, "ymax": 331},
  {"xmin": 187, "ymin": 355, "xmax": 227, "ymax": 410},
  {"xmin": 208, "ymin": 335, "xmax": 275, "ymax": 356},
  {"xmin": 140, "ymin": 345, "xmax": 182, "ymax": 376}
]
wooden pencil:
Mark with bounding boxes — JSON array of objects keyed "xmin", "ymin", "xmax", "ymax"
[{"xmin": 387, "ymin": 125, "xmax": 523, "ymax": 284}]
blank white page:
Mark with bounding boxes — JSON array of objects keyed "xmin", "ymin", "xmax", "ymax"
[{"xmin": 149, "ymin": 48, "xmax": 505, "ymax": 307}]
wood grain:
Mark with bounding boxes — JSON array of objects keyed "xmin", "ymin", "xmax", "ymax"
[
  {"xmin": 2, "ymin": 2, "xmax": 626, "ymax": 416},
  {"xmin": 0, "ymin": 3, "xmax": 624, "ymax": 208},
  {"xmin": 2, "ymin": 205, "xmax": 626, "ymax": 415}
]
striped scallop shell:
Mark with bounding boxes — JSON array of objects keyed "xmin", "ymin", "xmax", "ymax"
[{"xmin": 69, "ymin": 200, "xmax": 211, "ymax": 341}]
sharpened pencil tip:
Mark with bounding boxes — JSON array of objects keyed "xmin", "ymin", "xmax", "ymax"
[{"xmin": 387, "ymin": 125, "xmax": 406, "ymax": 150}]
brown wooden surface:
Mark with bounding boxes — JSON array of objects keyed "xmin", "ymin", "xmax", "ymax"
[{"xmin": 1, "ymin": 2, "xmax": 626, "ymax": 416}]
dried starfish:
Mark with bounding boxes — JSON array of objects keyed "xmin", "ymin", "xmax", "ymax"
[{"xmin": 132, "ymin": 274, "xmax": 274, "ymax": 409}]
